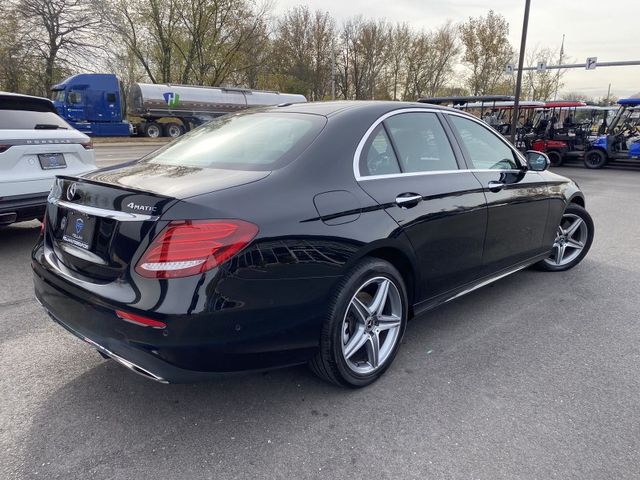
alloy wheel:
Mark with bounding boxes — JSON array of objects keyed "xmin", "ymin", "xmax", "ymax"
[
  {"xmin": 341, "ymin": 276, "xmax": 403, "ymax": 375},
  {"xmin": 543, "ymin": 213, "xmax": 588, "ymax": 267}
]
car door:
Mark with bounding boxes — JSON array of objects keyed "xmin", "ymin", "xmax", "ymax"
[
  {"xmin": 355, "ymin": 109, "xmax": 488, "ymax": 302},
  {"xmin": 445, "ymin": 113, "xmax": 550, "ymax": 274}
]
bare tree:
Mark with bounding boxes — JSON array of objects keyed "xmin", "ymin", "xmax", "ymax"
[
  {"xmin": 459, "ymin": 10, "xmax": 514, "ymax": 95},
  {"xmin": 146, "ymin": 0, "xmax": 181, "ymax": 83},
  {"xmin": 176, "ymin": 0, "xmax": 272, "ymax": 86},
  {"xmin": 403, "ymin": 23, "xmax": 460, "ymax": 100},
  {"xmin": 271, "ymin": 6, "xmax": 334, "ymax": 99},
  {"xmin": 522, "ymin": 46, "xmax": 567, "ymax": 101},
  {"xmin": 96, "ymin": 0, "xmax": 271, "ymax": 86},
  {"xmin": 335, "ymin": 19, "xmax": 358, "ymax": 99},
  {"xmin": 14, "ymin": 0, "xmax": 102, "ymax": 93},
  {"xmin": 0, "ymin": 8, "xmax": 32, "ymax": 93},
  {"xmin": 336, "ymin": 18, "xmax": 389, "ymax": 100},
  {"xmin": 386, "ymin": 23, "xmax": 411, "ymax": 100},
  {"xmin": 359, "ymin": 19, "xmax": 390, "ymax": 99}
]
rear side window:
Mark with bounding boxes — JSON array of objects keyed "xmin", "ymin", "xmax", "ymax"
[
  {"xmin": 448, "ymin": 115, "xmax": 520, "ymax": 170},
  {"xmin": 145, "ymin": 112, "xmax": 326, "ymax": 171},
  {"xmin": 0, "ymin": 110, "xmax": 70, "ymax": 130},
  {"xmin": 384, "ymin": 112, "xmax": 458, "ymax": 172},
  {"xmin": 359, "ymin": 125, "xmax": 401, "ymax": 176}
]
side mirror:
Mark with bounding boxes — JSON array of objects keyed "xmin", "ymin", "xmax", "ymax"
[{"xmin": 526, "ymin": 150, "xmax": 550, "ymax": 171}]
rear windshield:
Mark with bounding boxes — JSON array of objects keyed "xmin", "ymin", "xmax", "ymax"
[
  {"xmin": 144, "ymin": 112, "xmax": 326, "ymax": 171},
  {"xmin": 0, "ymin": 109, "xmax": 70, "ymax": 130}
]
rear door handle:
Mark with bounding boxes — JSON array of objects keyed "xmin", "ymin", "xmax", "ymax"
[
  {"xmin": 395, "ymin": 193, "xmax": 423, "ymax": 208},
  {"xmin": 487, "ymin": 181, "xmax": 505, "ymax": 192}
]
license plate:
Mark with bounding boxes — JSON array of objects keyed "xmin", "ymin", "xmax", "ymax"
[
  {"xmin": 61, "ymin": 210, "xmax": 96, "ymax": 250},
  {"xmin": 38, "ymin": 153, "xmax": 67, "ymax": 170}
]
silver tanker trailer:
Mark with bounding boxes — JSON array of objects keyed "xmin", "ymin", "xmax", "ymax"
[{"xmin": 128, "ymin": 83, "xmax": 308, "ymax": 137}]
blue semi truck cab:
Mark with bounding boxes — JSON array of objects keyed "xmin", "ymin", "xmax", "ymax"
[{"xmin": 51, "ymin": 74, "xmax": 130, "ymax": 136}]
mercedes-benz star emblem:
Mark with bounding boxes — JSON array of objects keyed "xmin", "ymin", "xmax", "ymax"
[{"xmin": 67, "ymin": 183, "xmax": 77, "ymax": 201}]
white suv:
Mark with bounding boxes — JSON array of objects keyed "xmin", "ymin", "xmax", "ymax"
[{"xmin": 0, "ymin": 92, "xmax": 96, "ymax": 226}]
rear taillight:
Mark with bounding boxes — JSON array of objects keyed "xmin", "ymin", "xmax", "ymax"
[
  {"xmin": 135, "ymin": 219, "xmax": 258, "ymax": 279},
  {"xmin": 81, "ymin": 140, "xmax": 94, "ymax": 150},
  {"xmin": 0, "ymin": 144, "xmax": 11, "ymax": 153}
]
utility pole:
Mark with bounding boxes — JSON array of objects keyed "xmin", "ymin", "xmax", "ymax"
[
  {"xmin": 553, "ymin": 34, "xmax": 565, "ymax": 100},
  {"xmin": 510, "ymin": 0, "xmax": 532, "ymax": 144},
  {"xmin": 606, "ymin": 83, "xmax": 611, "ymax": 104}
]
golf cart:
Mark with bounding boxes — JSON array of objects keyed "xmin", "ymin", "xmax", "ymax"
[
  {"xmin": 529, "ymin": 101, "xmax": 589, "ymax": 166},
  {"xmin": 460, "ymin": 100, "xmax": 545, "ymax": 149},
  {"xmin": 584, "ymin": 98, "xmax": 640, "ymax": 168}
]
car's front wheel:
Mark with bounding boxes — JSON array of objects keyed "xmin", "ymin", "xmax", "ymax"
[
  {"xmin": 310, "ymin": 258, "xmax": 408, "ymax": 387},
  {"xmin": 536, "ymin": 203, "xmax": 594, "ymax": 271}
]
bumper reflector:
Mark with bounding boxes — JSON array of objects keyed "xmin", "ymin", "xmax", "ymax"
[{"xmin": 115, "ymin": 310, "xmax": 166, "ymax": 329}]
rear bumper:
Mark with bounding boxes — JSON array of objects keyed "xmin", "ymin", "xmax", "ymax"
[
  {"xmin": 0, "ymin": 192, "xmax": 48, "ymax": 223},
  {"xmin": 32, "ymin": 250, "xmax": 336, "ymax": 383}
]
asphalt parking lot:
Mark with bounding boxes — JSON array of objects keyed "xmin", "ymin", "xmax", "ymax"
[{"xmin": 2, "ymin": 156, "xmax": 640, "ymax": 479}]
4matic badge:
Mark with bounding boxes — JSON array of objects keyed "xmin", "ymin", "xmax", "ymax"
[{"xmin": 126, "ymin": 202, "xmax": 158, "ymax": 213}]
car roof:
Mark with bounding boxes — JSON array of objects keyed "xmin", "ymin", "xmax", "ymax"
[
  {"xmin": 268, "ymin": 100, "xmax": 453, "ymax": 117},
  {"xmin": 0, "ymin": 91, "xmax": 57, "ymax": 113}
]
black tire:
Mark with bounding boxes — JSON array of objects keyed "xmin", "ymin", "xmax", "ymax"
[
  {"xmin": 547, "ymin": 150, "xmax": 564, "ymax": 167},
  {"xmin": 144, "ymin": 122, "xmax": 162, "ymax": 138},
  {"xmin": 309, "ymin": 258, "xmax": 408, "ymax": 387},
  {"xmin": 584, "ymin": 149, "xmax": 607, "ymax": 169},
  {"xmin": 535, "ymin": 203, "xmax": 594, "ymax": 272},
  {"xmin": 164, "ymin": 122, "xmax": 184, "ymax": 138}
]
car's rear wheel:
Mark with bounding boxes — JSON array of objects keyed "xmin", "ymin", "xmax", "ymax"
[
  {"xmin": 536, "ymin": 204, "xmax": 594, "ymax": 271},
  {"xmin": 310, "ymin": 258, "xmax": 408, "ymax": 387}
]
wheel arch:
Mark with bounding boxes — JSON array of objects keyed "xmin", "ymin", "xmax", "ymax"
[
  {"xmin": 359, "ymin": 245, "xmax": 417, "ymax": 318},
  {"xmin": 569, "ymin": 194, "xmax": 585, "ymax": 208}
]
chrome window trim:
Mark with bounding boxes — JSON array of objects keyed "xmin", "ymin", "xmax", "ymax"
[
  {"xmin": 358, "ymin": 168, "xmax": 523, "ymax": 181},
  {"xmin": 353, "ymin": 107, "xmax": 448, "ymax": 181},
  {"xmin": 51, "ymin": 199, "xmax": 159, "ymax": 222},
  {"xmin": 353, "ymin": 107, "xmax": 527, "ymax": 181}
]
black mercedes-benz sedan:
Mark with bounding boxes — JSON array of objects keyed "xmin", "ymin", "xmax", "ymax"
[{"xmin": 32, "ymin": 101, "xmax": 594, "ymax": 387}]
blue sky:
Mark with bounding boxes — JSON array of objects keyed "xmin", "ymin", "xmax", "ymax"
[{"xmin": 274, "ymin": 0, "xmax": 640, "ymax": 98}]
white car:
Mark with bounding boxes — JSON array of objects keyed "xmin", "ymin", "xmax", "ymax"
[{"xmin": 0, "ymin": 92, "xmax": 96, "ymax": 226}]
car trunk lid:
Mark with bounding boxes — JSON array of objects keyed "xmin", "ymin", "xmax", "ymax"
[
  {"xmin": 46, "ymin": 176, "xmax": 176, "ymax": 281},
  {"xmin": 45, "ymin": 162, "xmax": 269, "ymax": 282}
]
